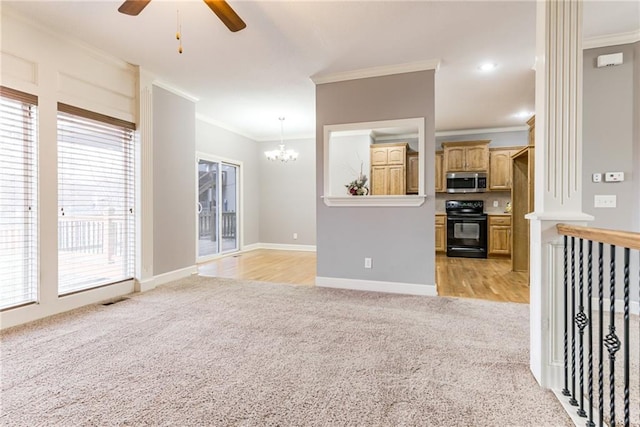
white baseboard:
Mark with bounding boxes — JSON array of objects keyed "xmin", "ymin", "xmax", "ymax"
[
  {"xmin": 257, "ymin": 243, "xmax": 317, "ymax": 252},
  {"xmin": 136, "ymin": 265, "xmax": 198, "ymax": 292},
  {"xmin": 552, "ymin": 389, "xmax": 599, "ymax": 427},
  {"xmin": 241, "ymin": 243, "xmax": 262, "ymax": 252},
  {"xmin": 316, "ymin": 276, "xmax": 437, "ymax": 296},
  {"xmin": 1, "ymin": 280, "xmax": 136, "ymax": 330}
]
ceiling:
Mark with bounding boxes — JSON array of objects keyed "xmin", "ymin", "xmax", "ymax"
[{"xmin": 2, "ymin": 1, "xmax": 639, "ymax": 141}]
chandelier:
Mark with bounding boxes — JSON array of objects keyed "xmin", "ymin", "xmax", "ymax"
[{"xmin": 265, "ymin": 117, "xmax": 298, "ymax": 162}]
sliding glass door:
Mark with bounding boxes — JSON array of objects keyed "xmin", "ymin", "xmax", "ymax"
[{"xmin": 197, "ymin": 157, "xmax": 238, "ymax": 260}]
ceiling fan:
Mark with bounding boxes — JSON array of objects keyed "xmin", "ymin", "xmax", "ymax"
[{"xmin": 118, "ymin": 0, "xmax": 246, "ymax": 32}]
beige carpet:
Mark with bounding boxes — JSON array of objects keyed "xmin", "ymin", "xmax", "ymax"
[{"xmin": 1, "ymin": 276, "xmax": 571, "ymax": 426}]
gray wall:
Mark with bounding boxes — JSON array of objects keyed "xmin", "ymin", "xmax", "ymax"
[
  {"xmin": 196, "ymin": 120, "xmax": 261, "ymax": 246},
  {"xmin": 583, "ymin": 42, "xmax": 638, "ymax": 231},
  {"xmin": 153, "ymin": 86, "xmax": 196, "ymax": 275},
  {"xmin": 259, "ymin": 138, "xmax": 316, "ymax": 246},
  {"xmin": 316, "ymin": 70, "xmax": 436, "ymax": 284}
]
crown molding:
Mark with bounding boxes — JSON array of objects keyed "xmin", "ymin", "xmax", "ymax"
[
  {"xmin": 196, "ymin": 113, "xmax": 257, "ymax": 141},
  {"xmin": 583, "ymin": 29, "xmax": 640, "ymax": 50},
  {"xmin": 311, "ymin": 59, "xmax": 441, "ymax": 85},
  {"xmin": 436, "ymin": 125, "xmax": 528, "ymax": 137},
  {"xmin": 152, "ymin": 81, "xmax": 199, "ymax": 103}
]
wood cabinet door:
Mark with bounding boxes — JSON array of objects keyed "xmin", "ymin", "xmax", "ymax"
[
  {"xmin": 406, "ymin": 153, "xmax": 419, "ymax": 194},
  {"xmin": 387, "ymin": 165, "xmax": 406, "ymax": 195},
  {"xmin": 435, "ymin": 222, "xmax": 446, "ymax": 252},
  {"xmin": 465, "ymin": 145, "xmax": 489, "ymax": 171},
  {"xmin": 371, "ymin": 147, "xmax": 388, "ymax": 166},
  {"xmin": 435, "ymin": 215, "xmax": 446, "ymax": 252},
  {"xmin": 489, "ymin": 225, "xmax": 511, "ymax": 255},
  {"xmin": 444, "ymin": 147, "xmax": 465, "ymax": 171},
  {"xmin": 370, "ymin": 166, "xmax": 388, "ymax": 195},
  {"xmin": 489, "ymin": 150, "xmax": 513, "ymax": 190},
  {"xmin": 435, "ymin": 152, "xmax": 444, "ymax": 192},
  {"xmin": 387, "ymin": 146, "xmax": 406, "ymax": 165}
]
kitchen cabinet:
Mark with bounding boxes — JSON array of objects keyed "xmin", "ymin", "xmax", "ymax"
[
  {"xmin": 489, "ymin": 147, "xmax": 521, "ymax": 190},
  {"xmin": 370, "ymin": 143, "xmax": 407, "ymax": 195},
  {"xmin": 406, "ymin": 152, "xmax": 419, "ymax": 194},
  {"xmin": 488, "ymin": 215, "xmax": 511, "ymax": 256},
  {"xmin": 435, "ymin": 151, "xmax": 444, "ymax": 192},
  {"xmin": 435, "ymin": 214, "xmax": 446, "ymax": 252},
  {"xmin": 511, "ymin": 115, "xmax": 535, "ymax": 273},
  {"xmin": 442, "ymin": 140, "xmax": 490, "ymax": 172}
]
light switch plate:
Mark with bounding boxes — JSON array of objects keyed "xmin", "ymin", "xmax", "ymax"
[{"xmin": 594, "ymin": 195, "xmax": 616, "ymax": 208}]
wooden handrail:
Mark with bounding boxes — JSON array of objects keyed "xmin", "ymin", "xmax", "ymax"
[{"xmin": 557, "ymin": 223, "xmax": 640, "ymax": 251}]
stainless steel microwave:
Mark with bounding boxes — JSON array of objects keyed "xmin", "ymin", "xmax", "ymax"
[{"xmin": 446, "ymin": 172, "xmax": 487, "ymax": 193}]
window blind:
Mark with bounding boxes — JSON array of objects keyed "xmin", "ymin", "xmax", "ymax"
[
  {"xmin": 57, "ymin": 104, "xmax": 135, "ymax": 295},
  {"xmin": 0, "ymin": 87, "xmax": 38, "ymax": 309}
]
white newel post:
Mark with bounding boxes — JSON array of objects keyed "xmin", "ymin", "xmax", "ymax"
[
  {"xmin": 135, "ymin": 68, "xmax": 155, "ymax": 290},
  {"xmin": 529, "ymin": 0, "xmax": 593, "ymax": 388}
]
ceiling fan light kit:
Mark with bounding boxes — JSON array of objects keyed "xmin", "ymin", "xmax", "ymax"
[{"xmin": 118, "ymin": 0, "xmax": 246, "ymax": 33}]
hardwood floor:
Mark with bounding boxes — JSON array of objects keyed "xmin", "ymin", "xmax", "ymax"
[
  {"xmin": 436, "ymin": 254, "xmax": 530, "ymax": 303},
  {"xmin": 198, "ymin": 250, "xmax": 529, "ymax": 303},
  {"xmin": 198, "ymin": 249, "xmax": 316, "ymax": 286}
]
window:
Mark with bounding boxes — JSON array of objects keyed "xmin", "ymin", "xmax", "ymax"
[
  {"xmin": 57, "ymin": 104, "xmax": 135, "ymax": 295},
  {"xmin": 0, "ymin": 87, "xmax": 38, "ymax": 309}
]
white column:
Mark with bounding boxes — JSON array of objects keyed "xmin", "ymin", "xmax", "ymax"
[
  {"xmin": 135, "ymin": 68, "xmax": 155, "ymax": 290},
  {"xmin": 529, "ymin": 0, "xmax": 593, "ymax": 388}
]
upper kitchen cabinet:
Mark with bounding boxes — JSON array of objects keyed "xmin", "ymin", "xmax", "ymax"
[
  {"xmin": 435, "ymin": 151, "xmax": 444, "ymax": 192},
  {"xmin": 442, "ymin": 140, "xmax": 490, "ymax": 172},
  {"xmin": 370, "ymin": 142, "xmax": 408, "ymax": 195},
  {"xmin": 406, "ymin": 152, "xmax": 419, "ymax": 194},
  {"xmin": 489, "ymin": 147, "xmax": 520, "ymax": 190}
]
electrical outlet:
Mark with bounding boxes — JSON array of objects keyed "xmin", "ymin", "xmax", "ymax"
[
  {"xmin": 592, "ymin": 173, "xmax": 602, "ymax": 183},
  {"xmin": 493, "ymin": 200, "xmax": 499, "ymax": 208},
  {"xmin": 594, "ymin": 195, "xmax": 616, "ymax": 208},
  {"xmin": 293, "ymin": 233, "xmax": 298, "ymax": 240},
  {"xmin": 364, "ymin": 258, "xmax": 372, "ymax": 269}
]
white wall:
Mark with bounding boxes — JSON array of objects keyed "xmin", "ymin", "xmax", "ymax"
[
  {"xmin": 328, "ymin": 134, "xmax": 371, "ymax": 196},
  {"xmin": 0, "ymin": 9, "xmax": 138, "ymax": 328}
]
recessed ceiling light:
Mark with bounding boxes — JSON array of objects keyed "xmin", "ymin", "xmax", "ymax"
[{"xmin": 479, "ymin": 62, "xmax": 498, "ymax": 72}]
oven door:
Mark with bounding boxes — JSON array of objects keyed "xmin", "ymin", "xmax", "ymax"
[{"xmin": 446, "ymin": 215, "xmax": 488, "ymax": 258}]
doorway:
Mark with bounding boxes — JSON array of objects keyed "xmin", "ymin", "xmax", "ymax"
[{"xmin": 197, "ymin": 157, "xmax": 239, "ymax": 261}]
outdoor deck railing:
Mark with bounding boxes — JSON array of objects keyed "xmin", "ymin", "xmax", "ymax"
[
  {"xmin": 58, "ymin": 215, "xmax": 127, "ymax": 257},
  {"xmin": 198, "ymin": 210, "xmax": 236, "ymax": 239},
  {"xmin": 557, "ymin": 223, "xmax": 640, "ymax": 427}
]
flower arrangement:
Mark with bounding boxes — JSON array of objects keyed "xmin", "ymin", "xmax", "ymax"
[{"xmin": 346, "ymin": 173, "xmax": 369, "ymax": 196}]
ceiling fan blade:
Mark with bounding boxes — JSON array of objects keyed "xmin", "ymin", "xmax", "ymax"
[
  {"xmin": 203, "ymin": 0, "xmax": 247, "ymax": 32},
  {"xmin": 118, "ymin": 0, "xmax": 152, "ymax": 16}
]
